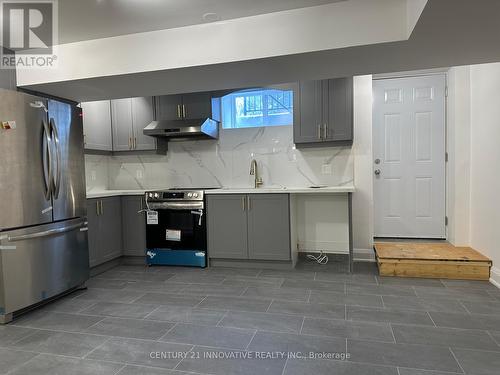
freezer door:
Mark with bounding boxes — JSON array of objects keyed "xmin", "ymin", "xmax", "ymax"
[
  {"xmin": 0, "ymin": 89, "xmax": 53, "ymax": 231},
  {"xmin": 0, "ymin": 218, "xmax": 89, "ymax": 315},
  {"xmin": 48, "ymin": 100, "xmax": 86, "ymax": 222}
]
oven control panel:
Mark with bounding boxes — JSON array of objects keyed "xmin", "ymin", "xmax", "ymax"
[{"xmin": 146, "ymin": 190, "xmax": 204, "ymax": 201}]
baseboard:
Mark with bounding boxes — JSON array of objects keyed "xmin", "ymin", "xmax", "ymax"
[
  {"xmin": 490, "ymin": 266, "xmax": 500, "ymax": 289},
  {"xmin": 354, "ymin": 248, "xmax": 376, "ymax": 262}
]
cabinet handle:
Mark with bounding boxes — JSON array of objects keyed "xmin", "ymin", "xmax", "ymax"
[
  {"xmin": 128, "ymin": 137, "xmax": 131, "ymax": 150},
  {"xmin": 177, "ymin": 104, "xmax": 181, "ymax": 119},
  {"xmin": 247, "ymin": 196, "xmax": 251, "ymax": 210},
  {"xmin": 96, "ymin": 200, "xmax": 100, "ymax": 216},
  {"xmin": 100, "ymin": 200, "xmax": 104, "ymax": 215},
  {"xmin": 323, "ymin": 124, "xmax": 328, "ymax": 140},
  {"xmin": 242, "ymin": 196, "xmax": 246, "ymax": 211},
  {"xmin": 134, "ymin": 137, "xmax": 137, "ymax": 150},
  {"xmin": 182, "ymin": 104, "xmax": 186, "ymax": 119},
  {"xmin": 317, "ymin": 124, "xmax": 322, "ymax": 140}
]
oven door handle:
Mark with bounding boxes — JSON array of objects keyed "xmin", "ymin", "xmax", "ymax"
[
  {"xmin": 149, "ymin": 202, "xmax": 204, "ymax": 210},
  {"xmin": 191, "ymin": 209, "xmax": 204, "ymax": 226}
]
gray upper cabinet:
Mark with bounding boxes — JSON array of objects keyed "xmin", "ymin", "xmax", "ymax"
[
  {"xmin": 207, "ymin": 195, "xmax": 248, "ymax": 259},
  {"xmin": 247, "ymin": 194, "xmax": 290, "ymax": 261},
  {"xmin": 111, "ymin": 97, "xmax": 156, "ymax": 151},
  {"xmin": 157, "ymin": 94, "xmax": 183, "ymax": 120},
  {"xmin": 295, "ymin": 77, "xmax": 353, "ymax": 146},
  {"xmin": 325, "ymin": 77, "xmax": 353, "ymax": 142},
  {"xmin": 132, "ymin": 97, "xmax": 156, "ymax": 150},
  {"xmin": 296, "ymin": 80, "xmax": 323, "ymax": 143},
  {"xmin": 81, "ymin": 101, "xmax": 113, "ymax": 151},
  {"xmin": 207, "ymin": 194, "xmax": 290, "ymax": 261},
  {"xmin": 156, "ymin": 92, "xmax": 212, "ymax": 121},
  {"xmin": 122, "ymin": 195, "xmax": 146, "ymax": 257},
  {"xmin": 182, "ymin": 92, "xmax": 212, "ymax": 119},
  {"xmin": 86, "ymin": 197, "xmax": 123, "ymax": 267},
  {"xmin": 111, "ymin": 98, "xmax": 133, "ymax": 151}
]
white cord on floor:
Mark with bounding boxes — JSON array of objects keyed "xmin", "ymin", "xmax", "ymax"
[{"xmin": 307, "ymin": 251, "xmax": 329, "ymax": 265}]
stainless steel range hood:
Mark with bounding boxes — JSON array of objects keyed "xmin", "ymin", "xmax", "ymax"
[{"xmin": 143, "ymin": 118, "xmax": 219, "ymax": 141}]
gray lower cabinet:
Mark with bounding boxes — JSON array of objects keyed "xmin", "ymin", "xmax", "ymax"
[
  {"xmin": 247, "ymin": 194, "xmax": 290, "ymax": 261},
  {"xmin": 87, "ymin": 197, "xmax": 123, "ymax": 267},
  {"xmin": 207, "ymin": 194, "xmax": 248, "ymax": 259},
  {"xmin": 295, "ymin": 77, "xmax": 353, "ymax": 146},
  {"xmin": 121, "ymin": 195, "xmax": 146, "ymax": 256},
  {"xmin": 207, "ymin": 194, "xmax": 290, "ymax": 261}
]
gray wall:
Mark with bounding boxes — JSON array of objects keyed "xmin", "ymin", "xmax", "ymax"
[{"xmin": 0, "ymin": 47, "xmax": 17, "ymax": 90}]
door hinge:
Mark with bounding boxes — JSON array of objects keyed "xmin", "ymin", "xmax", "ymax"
[
  {"xmin": 445, "ymin": 152, "xmax": 449, "ymax": 162},
  {"xmin": 445, "ymin": 216, "xmax": 448, "ymax": 226}
]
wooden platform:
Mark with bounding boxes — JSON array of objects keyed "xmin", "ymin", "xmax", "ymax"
[{"xmin": 374, "ymin": 242, "xmax": 492, "ymax": 280}]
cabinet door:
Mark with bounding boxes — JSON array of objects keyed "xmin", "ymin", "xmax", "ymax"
[
  {"xmin": 122, "ymin": 195, "xmax": 146, "ymax": 256},
  {"xmin": 81, "ymin": 101, "xmax": 113, "ymax": 151},
  {"xmin": 207, "ymin": 195, "xmax": 248, "ymax": 259},
  {"xmin": 247, "ymin": 194, "xmax": 290, "ymax": 261},
  {"xmin": 99, "ymin": 197, "xmax": 123, "ymax": 262},
  {"xmin": 157, "ymin": 94, "xmax": 183, "ymax": 120},
  {"xmin": 132, "ymin": 97, "xmax": 156, "ymax": 151},
  {"xmin": 86, "ymin": 199, "xmax": 101, "ymax": 267},
  {"xmin": 325, "ymin": 77, "xmax": 353, "ymax": 142},
  {"xmin": 295, "ymin": 81, "xmax": 323, "ymax": 144},
  {"xmin": 111, "ymin": 98, "xmax": 133, "ymax": 151},
  {"xmin": 182, "ymin": 92, "xmax": 212, "ymax": 120}
]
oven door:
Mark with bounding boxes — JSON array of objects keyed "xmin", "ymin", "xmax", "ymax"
[{"xmin": 146, "ymin": 205, "xmax": 206, "ymax": 251}]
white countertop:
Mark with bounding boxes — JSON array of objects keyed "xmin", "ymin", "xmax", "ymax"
[
  {"xmin": 205, "ymin": 186, "xmax": 355, "ymax": 194},
  {"xmin": 86, "ymin": 190, "xmax": 146, "ymax": 199},
  {"xmin": 86, "ymin": 186, "xmax": 355, "ymax": 198}
]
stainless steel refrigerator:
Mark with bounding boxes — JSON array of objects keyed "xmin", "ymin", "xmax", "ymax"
[{"xmin": 0, "ymin": 89, "xmax": 88, "ymax": 323}]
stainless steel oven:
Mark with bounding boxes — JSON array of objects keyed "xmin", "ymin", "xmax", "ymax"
[{"xmin": 145, "ymin": 189, "xmax": 207, "ymax": 267}]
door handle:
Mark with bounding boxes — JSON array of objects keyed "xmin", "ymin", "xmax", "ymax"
[
  {"xmin": 6, "ymin": 222, "xmax": 87, "ymax": 242},
  {"xmin": 374, "ymin": 169, "xmax": 381, "ymax": 176},
  {"xmin": 42, "ymin": 120, "xmax": 53, "ymax": 200},
  {"xmin": 49, "ymin": 118, "xmax": 61, "ymax": 199}
]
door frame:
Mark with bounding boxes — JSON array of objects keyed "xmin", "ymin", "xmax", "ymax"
[{"xmin": 372, "ymin": 70, "xmax": 449, "ymax": 239}]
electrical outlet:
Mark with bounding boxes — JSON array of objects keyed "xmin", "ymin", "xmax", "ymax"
[
  {"xmin": 136, "ymin": 169, "xmax": 144, "ymax": 179},
  {"xmin": 90, "ymin": 170, "xmax": 97, "ymax": 181},
  {"xmin": 321, "ymin": 164, "xmax": 332, "ymax": 175}
]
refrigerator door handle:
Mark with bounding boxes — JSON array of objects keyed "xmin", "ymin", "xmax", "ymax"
[
  {"xmin": 49, "ymin": 118, "xmax": 62, "ymax": 199},
  {"xmin": 42, "ymin": 120, "xmax": 53, "ymax": 200},
  {"xmin": 6, "ymin": 221, "xmax": 86, "ymax": 242}
]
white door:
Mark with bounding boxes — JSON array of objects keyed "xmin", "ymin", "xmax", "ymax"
[{"xmin": 373, "ymin": 75, "xmax": 446, "ymax": 238}]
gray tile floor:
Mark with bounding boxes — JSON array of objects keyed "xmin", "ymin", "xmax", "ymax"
[{"xmin": 1, "ymin": 260, "xmax": 500, "ymax": 375}]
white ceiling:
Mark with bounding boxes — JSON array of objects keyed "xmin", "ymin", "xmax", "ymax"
[{"xmin": 58, "ymin": 0, "xmax": 346, "ymax": 44}]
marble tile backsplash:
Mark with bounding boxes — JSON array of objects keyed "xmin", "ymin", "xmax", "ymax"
[
  {"xmin": 85, "ymin": 154, "xmax": 110, "ymax": 192},
  {"xmin": 85, "ymin": 126, "xmax": 354, "ymax": 191}
]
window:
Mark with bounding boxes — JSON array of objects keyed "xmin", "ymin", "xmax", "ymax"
[{"xmin": 219, "ymin": 88, "xmax": 294, "ymax": 129}]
